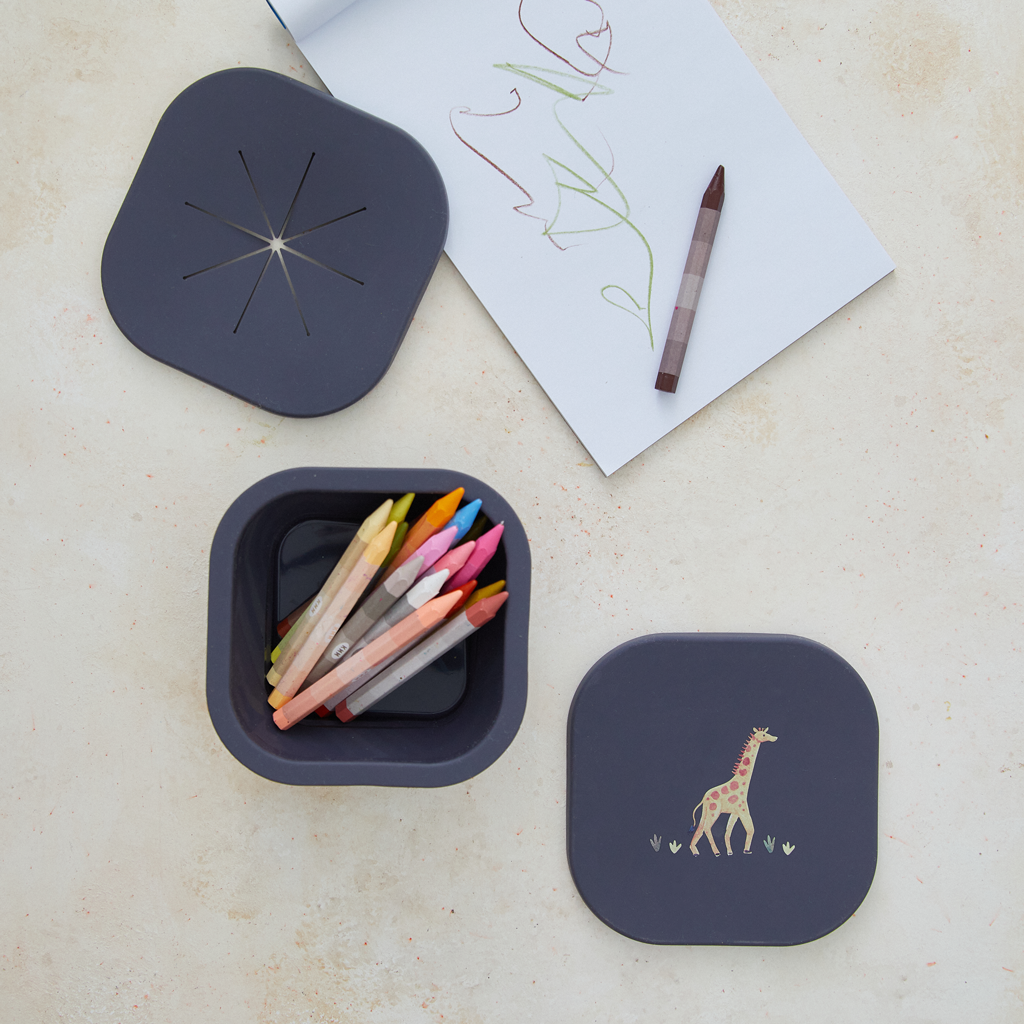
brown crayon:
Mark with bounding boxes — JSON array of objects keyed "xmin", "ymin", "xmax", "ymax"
[{"xmin": 655, "ymin": 165, "xmax": 725, "ymax": 393}]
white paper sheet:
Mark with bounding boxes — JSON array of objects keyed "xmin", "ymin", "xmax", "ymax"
[{"xmin": 282, "ymin": 0, "xmax": 894, "ymax": 474}]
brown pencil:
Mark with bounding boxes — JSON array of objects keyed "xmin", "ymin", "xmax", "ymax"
[{"xmin": 655, "ymin": 165, "xmax": 725, "ymax": 393}]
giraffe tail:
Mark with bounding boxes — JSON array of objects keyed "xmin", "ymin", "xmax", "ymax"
[{"xmin": 689, "ymin": 800, "xmax": 703, "ymax": 833}]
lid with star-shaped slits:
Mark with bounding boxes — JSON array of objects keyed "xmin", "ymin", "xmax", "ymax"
[{"xmin": 102, "ymin": 68, "xmax": 448, "ymax": 417}]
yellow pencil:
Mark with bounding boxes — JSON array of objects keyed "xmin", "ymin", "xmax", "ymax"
[
  {"xmin": 268, "ymin": 522, "xmax": 396, "ymax": 708},
  {"xmin": 463, "ymin": 579, "xmax": 506, "ymax": 610},
  {"xmin": 267, "ymin": 499, "xmax": 393, "ymax": 687}
]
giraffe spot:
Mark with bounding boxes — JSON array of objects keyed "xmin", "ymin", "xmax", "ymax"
[
  {"xmin": 738, "ymin": 769, "xmax": 748, "ymax": 776},
  {"xmin": 728, "ymin": 794, "xmax": 738, "ymax": 804},
  {"xmin": 730, "ymin": 781, "xmax": 739, "ymax": 791},
  {"xmin": 709, "ymin": 802, "xmax": 717, "ymax": 810},
  {"xmin": 743, "ymin": 757, "xmax": 750, "ymax": 766},
  {"xmin": 711, "ymin": 791, "xmax": 719, "ymax": 799}
]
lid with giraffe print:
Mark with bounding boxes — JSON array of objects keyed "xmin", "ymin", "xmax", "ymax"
[{"xmin": 567, "ymin": 633, "xmax": 878, "ymax": 945}]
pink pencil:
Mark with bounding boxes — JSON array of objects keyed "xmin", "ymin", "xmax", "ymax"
[
  {"xmin": 402, "ymin": 524, "xmax": 457, "ymax": 577},
  {"xmin": 442, "ymin": 523, "xmax": 503, "ymax": 592},
  {"xmin": 418, "ymin": 539, "xmax": 474, "ymax": 581}
]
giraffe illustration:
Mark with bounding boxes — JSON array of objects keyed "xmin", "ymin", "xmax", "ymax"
[{"xmin": 689, "ymin": 726, "xmax": 778, "ymax": 857}]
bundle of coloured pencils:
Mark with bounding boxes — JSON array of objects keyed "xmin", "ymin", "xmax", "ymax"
[{"xmin": 265, "ymin": 488, "xmax": 508, "ymax": 730}]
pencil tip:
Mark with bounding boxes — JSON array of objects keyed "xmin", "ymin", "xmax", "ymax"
[{"xmin": 702, "ymin": 165, "xmax": 725, "ymax": 210}]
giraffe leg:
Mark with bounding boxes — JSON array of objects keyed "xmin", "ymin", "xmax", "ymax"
[
  {"xmin": 703, "ymin": 809, "xmax": 722, "ymax": 857},
  {"xmin": 738, "ymin": 809, "xmax": 755, "ymax": 853},
  {"xmin": 690, "ymin": 805, "xmax": 709, "ymax": 856},
  {"xmin": 724, "ymin": 814, "xmax": 739, "ymax": 856}
]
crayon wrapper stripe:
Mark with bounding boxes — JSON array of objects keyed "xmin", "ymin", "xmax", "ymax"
[
  {"xmin": 689, "ymin": 207, "xmax": 721, "ymax": 247},
  {"xmin": 665, "ymin": 305, "xmax": 696, "ymax": 347},
  {"xmin": 673, "ymin": 273, "xmax": 705, "ymax": 312}
]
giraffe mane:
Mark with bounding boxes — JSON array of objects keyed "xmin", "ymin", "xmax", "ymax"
[{"xmin": 732, "ymin": 728, "xmax": 760, "ymax": 775}]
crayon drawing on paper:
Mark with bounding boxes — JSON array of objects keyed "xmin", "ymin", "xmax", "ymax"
[
  {"xmin": 450, "ymin": 2, "xmax": 656, "ymax": 348},
  {"xmin": 291, "ymin": 0, "xmax": 895, "ymax": 473}
]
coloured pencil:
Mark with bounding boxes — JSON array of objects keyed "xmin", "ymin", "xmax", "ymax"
[
  {"xmin": 276, "ymin": 597, "xmax": 313, "ymax": 639},
  {"xmin": 405, "ymin": 524, "xmax": 458, "ymax": 577},
  {"xmin": 380, "ymin": 521, "xmax": 409, "ymax": 571},
  {"xmin": 443, "ymin": 580, "xmax": 476, "ymax": 614},
  {"xmin": 267, "ymin": 521, "xmax": 396, "ymax": 708},
  {"xmin": 317, "ymin": 580, "xmax": 478, "ymax": 715},
  {"xmin": 655, "ymin": 165, "xmax": 725, "ymax": 393},
  {"xmin": 342, "ymin": 568, "xmax": 450, "ymax": 660},
  {"xmin": 447, "ymin": 498, "xmax": 482, "ymax": 542},
  {"xmin": 419, "ymin": 539, "xmax": 474, "ymax": 583},
  {"xmin": 463, "ymin": 579, "xmax": 504, "ymax": 609},
  {"xmin": 443, "ymin": 522, "xmax": 503, "ymax": 592},
  {"xmin": 337, "ymin": 592, "xmax": 509, "ymax": 721},
  {"xmin": 267, "ymin": 498, "xmax": 393, "ymax": 683},
  {"xmin": 459, "ymin": 512, "xmax": 491, "ymax": 545},
  {"xmin": 302, "ymin": 555, "xmax": 424, "ymax": 687},
  {"xmin": 272, "ymin": 592, "xmax": 461, "ymax": 729},
  {"xmin": 388, "ymin": 493, "xmax": 416, "ymax": 526},
  {"xmin": 377, "ymin": 492, "xmax": 415, "ymax": 572},
  {"xmin": 380, "ymin": 488, "xmax": 463, "ymax": 582}
]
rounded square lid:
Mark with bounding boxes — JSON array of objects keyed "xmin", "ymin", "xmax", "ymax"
[
  {"xmin": 102, "ymin": 68, "xmax": 448, "ymax": 417},
  {"xmin": 567, "ymin": 633, "xmax": 878, "ymax": 945}
]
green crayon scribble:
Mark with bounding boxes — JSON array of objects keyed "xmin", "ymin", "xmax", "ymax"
[
  {"xmin": 497, "ymin": 65, "xmax": 655, "ymax": 347},
  {"xmin": 451, "ymin": 13, "xmax": 655, "ymax": 349}
]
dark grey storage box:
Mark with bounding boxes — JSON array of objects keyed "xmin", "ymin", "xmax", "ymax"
[{"xmin": 206, "ymin": 468, "xmax": 530, "ymax": 786}]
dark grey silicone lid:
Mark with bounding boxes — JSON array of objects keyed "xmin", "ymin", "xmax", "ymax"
[
  {"xmin": 567, "ymin": 633, "xmax": 878, "ymax": 945},
  {"xmin": 102, "ymin": 68, "xmax": 448, "ymax": 416}
]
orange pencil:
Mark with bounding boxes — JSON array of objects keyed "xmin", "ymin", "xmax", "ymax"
[
  {"xmin": 315, "ymin": 580, "xmax": 475, "ymax": 716},
  {"xmin": 379, "ymin": 488, "xmax": 463, "ymax": 582},
  {"xmin": 267, "ymin": 521, "xmax": 396, "ymax": 708},
  {"xmin": 272, "ymin": 591, "xmax": 461, "ymax": 730},
  {"xmin": 444, "ymin": 580, "xmax": 476, "ymax": 615}
]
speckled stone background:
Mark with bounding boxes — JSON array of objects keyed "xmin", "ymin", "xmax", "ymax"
[{"xmin": 1, "ymin": 1, "xmax": 1021, "ymax": 1020}]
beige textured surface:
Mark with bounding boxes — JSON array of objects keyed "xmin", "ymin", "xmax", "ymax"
[{"xmin": 1, "ymin": 1, "xmax": 1021, "ymax": 1020}]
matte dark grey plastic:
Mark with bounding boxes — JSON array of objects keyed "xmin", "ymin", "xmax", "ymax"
[
  {"xmin": 206, "ymin": 468, "xmax": 530, "ymax": 787},
  {"xmin": 102, "ymin": 68, "xmax": 448, "ymax": 417},
  {"xmin": 567, "ymin": 633, "xmax": 878, "ymax": 945}
]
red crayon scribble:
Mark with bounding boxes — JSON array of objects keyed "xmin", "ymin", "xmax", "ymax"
[
  {"xmin": 450, "ymin": 0, "xmax": 655, "ymax": 344},
  {"xmin": 518, "ymin": 0, "xmax": 618, "ymax": 90},
  {"xmin": 449, "ymin": 90, "xmax": 563, "ymax": 244}
]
